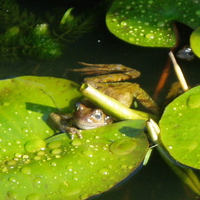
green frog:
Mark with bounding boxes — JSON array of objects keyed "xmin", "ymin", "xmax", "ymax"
[{"xmin": 48, "ymin": 62, "xmax": 159, "ymax": 139}]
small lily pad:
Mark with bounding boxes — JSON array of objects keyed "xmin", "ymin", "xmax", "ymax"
[
  {"xmin": 159, "ymin": 85, "xmax": 200, "ymax": 169},
  {"xmin": 190, "ymin": 26, "xmax": 200, "ymax": 57},
  {"xmin": 106, "ymin": 0, "xmax": 200, "ymax": 47},
  {"xmin": 0, "ymin": 76, "xmax": 149, "ymax": 199}
]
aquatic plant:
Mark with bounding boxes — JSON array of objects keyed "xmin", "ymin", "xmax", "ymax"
[
  {"xmin": 0, "ymin": 0, "xmax": 105, "ymax": 60},
  {"xmin": 106, "ymin": 0, "xmax": 200, "ymax": 57}
]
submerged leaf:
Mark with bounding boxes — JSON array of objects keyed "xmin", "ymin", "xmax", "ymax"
[
  {"xmin": 0, "ymin": 76, "xmax": 149, "ymax": 199},
  {"xmin": 159, "ymin": 85, "xmax": 200, "ymax": 169}
]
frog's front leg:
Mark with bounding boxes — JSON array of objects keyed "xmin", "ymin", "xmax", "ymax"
[
  {"xmin": 71, "ymin": 62, "xmax": 141, "ymax": 85},
  {"xmin": 48, "ymin": 112, "xmax": 83, "ymax": 139},
  {"xmin": 132, "ymin": 84, "xmax": 160, "ymax": 115}
]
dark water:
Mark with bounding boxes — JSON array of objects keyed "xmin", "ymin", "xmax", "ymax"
[{"xmin": 1, "ymin": 1, "xmax": 200, "ymax": 200}]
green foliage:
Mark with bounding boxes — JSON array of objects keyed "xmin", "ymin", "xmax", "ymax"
[
  {"xmin": 0, "ymin": 76, "xmax": 148, "ymax": 199},
  {"xmin": 106, "ymin": 0, "xmax": 200, "ymax": 49}
]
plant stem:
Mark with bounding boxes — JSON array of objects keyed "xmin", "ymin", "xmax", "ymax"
[{"xmin": 80, "ymin": 83, "xmax": 159, "ymax": 122}]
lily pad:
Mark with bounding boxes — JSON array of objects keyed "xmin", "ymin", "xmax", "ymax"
[
  {"xmin": 0, "ymin": 76, "xmax": 82, "ymax": 160},
  {"xmin": 106, "ymin": 0, "xmax": 200, "ymax": 47},
  {"xmin": 190, "ymin": 26, "xmax": 200, "ymax": 57},
  {"xmin": 159, "ymin": 85, "xmax": 200, "ymax": 169},
  {"xmin": 0, "ymin": 76, "xmax": 149, "ymax": 199}
]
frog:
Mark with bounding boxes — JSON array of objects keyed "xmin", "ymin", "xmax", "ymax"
[{"xmin": 48, "ymin": 62, "xmax": 159, "ymax": 139}]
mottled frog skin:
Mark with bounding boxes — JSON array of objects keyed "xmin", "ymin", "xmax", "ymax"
[{"xmin": 49, "ymin": 62, "xmax": 159, "ymax": 139}]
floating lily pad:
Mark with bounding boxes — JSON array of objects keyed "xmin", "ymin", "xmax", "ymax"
[
  {"xmin": 0, "ymin": 76, "xmax": 82, "ymax": 160},
  {"xmin": 0, "ymin": 76, "xmax": 149, "ymax": 199},
  {"xmin": 106, "ymin": 0, "xmax": 200, "ymax": 47},
  {"xmin": 190, "ymin": 26, "xmax": 200, "ymax": 57},
  {"xmin": 159, "ymin": 85, "xmax": 200, "ymax": 169}
]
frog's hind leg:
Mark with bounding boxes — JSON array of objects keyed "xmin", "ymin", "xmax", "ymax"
[{"xmin": 133, "ymin": 84, "xmax": 160, "ymax": 115}]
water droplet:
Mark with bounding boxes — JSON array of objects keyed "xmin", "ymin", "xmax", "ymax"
[
  {"xmin": 21, "ymin": 127, "xmax": 29, "ymax": 133},
  {"xmin": 109, "ymin": 139, "xmax": 137, "ymax": 155},
  {"xmin": 20, "ymin": 166, "xmax": 31, "ymax": 174},
  {"xmin": 98, "ymin": 168, "xmax": 109, "ymax": 175},
  {"xmin": 195, "ymin": 10, "xmax": 200, "ymax": 15},
  {"xmin": 6, "ymin": 160, "xmax": 17, "ymax": 166},
  {"xmin": 3, "ymin": 102, "xmax": 10, "ymax": 106},
  {"xmin": 8, "ymin": 176, "xmax": 17, "ymax": 183},
  {"xmin": 157, "ymin": 21, "xmax": 165, "ymax": 27},
  {"xmin": 51, "ymin": 161, "xmax": 57, "ymax": 166},
  {"xmin": 128, "ymin": 37, "xmax": 135, "ymax": 42},
  {"xmin": 66, "ymin": 165, "xmax": 73, "ymax": 171},
  {"xmin": 48, "ymin": 141, "xmax": 62, "ymax": 149},
  {"xmin": 145, "ymin": 33, "xmax": 155, "ymax": 39},
  {"xmin": 26, "ymin": 193, "xmax": 40, "ymax": 200},
  {"xmin": 24, "ymin": 139, "xmax": 46, "ymax": 153},
  {"xmin": 120, "ymin": 21, "xmax": 127, "ymax": 26},
  {"xmin": 81, "ymin": 150, "xmax": 94, "ymax": 157},
  {"xmin": 51, "ymin": 148, "xmax": 62, "ymax": 155},
  {"xmin": 187, "ymin": 93, "xmax": 200, "ymax": 108},
  {"xmin": 71, "ymin": 139, "xmax": 82, "ymax": 146},
  {"xmin": 7, "ymin": 191, "xmax": 18, "ymax": 199},
  {"xmin": 80, "ymin": 194, "xmax": 89, "ymax": 200},
  {"xmin": 59, "ymin": 181, "xmax": 81, "ymax": 196},
  {"xmin": 34, "ymin": 177, "xmax": 42, "ymax": 184},
  {"xmin": 34, "ymin": 156, "xmax": 42, "ymax": 160}
]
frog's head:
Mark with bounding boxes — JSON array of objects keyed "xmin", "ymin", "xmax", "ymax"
[{"xmin": 73, "ymin": 102, "xmax": 113, "ymax": 129}]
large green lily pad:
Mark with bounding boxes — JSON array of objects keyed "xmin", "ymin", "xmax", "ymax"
[
  {"xmin": 106, "ymin": 0, "xmax": 200, "ymax": 47},
  {"xmin": 0, "ymin": 76, "xmax": 149, "ymax": 199},
  {"xmin": 159, "ymin": 85, "xmax": 200, "ymax": 169}
]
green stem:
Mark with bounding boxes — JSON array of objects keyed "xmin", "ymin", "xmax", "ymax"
[{"xmin": 80, "ymin": 83, "xmax": 159, "ymax": 122}]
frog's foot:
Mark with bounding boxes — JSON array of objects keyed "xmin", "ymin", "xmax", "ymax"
[
  {"xmin": 70, "ymin": 62, "xmax": 140, "ymax": 84},
  {"xmin": 65, "ymin": 127, "xmax": 83, "ymax": 140}
]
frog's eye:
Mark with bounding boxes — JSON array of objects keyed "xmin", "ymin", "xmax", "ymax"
[
  {"xmin": 75, "ymin": 102, "xmax": 85, "ymax": 110},
  {"xmin": 93, "ymin": 110, "xmax": 103, "ymax": 120}
]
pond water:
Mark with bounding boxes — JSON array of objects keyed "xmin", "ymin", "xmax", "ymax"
[{"xmin": 1, "ymin": 1, "xmax": 200, "ymax": 200}]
